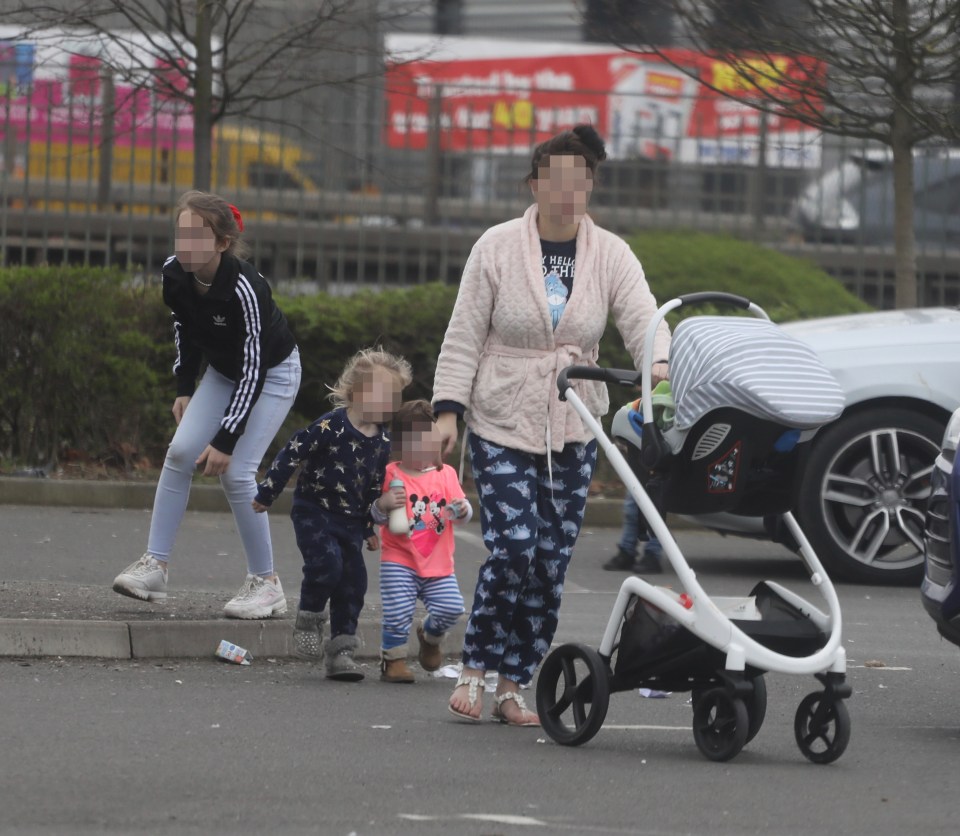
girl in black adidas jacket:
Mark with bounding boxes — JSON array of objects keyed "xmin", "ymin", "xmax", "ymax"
[{"xmin": 112, "ymin": 190, "xmax": 301, "ymax": 619}]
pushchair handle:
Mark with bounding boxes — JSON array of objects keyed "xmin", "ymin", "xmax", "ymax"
[
  {"xmin": 675, "ymin": 291, "xmax": 752, "ymax": 310},
  {"xmin": 557, "ymin": 365, "xmax": 640, "ymax": 399}
]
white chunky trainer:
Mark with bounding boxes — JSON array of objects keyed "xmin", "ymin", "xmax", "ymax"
[
  {"xmin": 223, "ymin": 574, "xmax": 288, "ymax": 619},
  {"xmin": 112, "ymin": 554, "xmax": 168, "ymax": 601}
]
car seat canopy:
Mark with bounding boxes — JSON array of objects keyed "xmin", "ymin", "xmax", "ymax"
[{"xmin": 669, "ymin": 317, "xmax": 845, "ymax": 432}]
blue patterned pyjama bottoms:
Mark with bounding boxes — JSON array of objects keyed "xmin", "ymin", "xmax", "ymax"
[{"xmin": 463, "ymin": 431, "xmax": 598, "ymax": 685}]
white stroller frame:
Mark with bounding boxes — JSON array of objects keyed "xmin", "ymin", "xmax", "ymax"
[{"xmin": 544, "ymin": 291, "xmax": 850, "ymax": 763}]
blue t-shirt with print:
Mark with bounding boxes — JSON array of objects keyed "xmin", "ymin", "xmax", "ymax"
[{"xmin": 541, "ymin": 238, "xmax": 576, "ymax": 330}]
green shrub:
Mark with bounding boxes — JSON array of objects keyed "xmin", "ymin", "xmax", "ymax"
[
  {"xmin": 598, "ymin": 231, "xmax": 872, "ymax": 372},
  {"xmin": 255, "ymin": 284, "xmax": 449, "ymax": 465},
  {"xmin": 629, "ymin": 231, "xmax": 872, "ymax": 321},
  {"xmin": 0, "ymin": 266, "xmax": 170, "ymax": 467},
  {"xmin": 280, "ymin": 284, "xmax": 458, "ymax": 424},
  {"xmin": 0, "ymin": 235, "xmax": 871, "ymax": 474}
]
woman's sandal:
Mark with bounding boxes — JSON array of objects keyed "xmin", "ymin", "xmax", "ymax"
[
  {"xmin": 448, "ymin": 673, "xmax": 485, "ymax": 723},
  {"xmin": 491, "ymin": 691, "xmax": 540, "ymax": 727}
]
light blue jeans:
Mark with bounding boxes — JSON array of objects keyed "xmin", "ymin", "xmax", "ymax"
[{"xmin": 146, "ymin": 348, "xmax": 301, "ymax": 575}]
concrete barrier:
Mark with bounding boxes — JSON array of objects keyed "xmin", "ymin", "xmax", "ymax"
[
  {"xmin": 0, "ymin": 476, "xmax": 635, "ymax": 527},
  {"xmin": 0, "ymin": 619, "xmax": 131, "ymax": 658},
  {"xmin": 128, "ymin": 619, "xmax": 293, "ymax": 660}
]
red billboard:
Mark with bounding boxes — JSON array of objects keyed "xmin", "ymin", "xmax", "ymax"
[{"xmin": 385, "ymin": 35, "xmax": 823, "ymax": 168}]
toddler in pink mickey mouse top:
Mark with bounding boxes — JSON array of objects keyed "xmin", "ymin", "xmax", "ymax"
[{"xmin": 376, "ymin": 400, "xmax": 470, "ymax": 683}]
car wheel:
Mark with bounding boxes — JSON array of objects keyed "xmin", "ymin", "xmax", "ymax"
[{"xmin": 796, "ymin": 407, "xmax": 943, "ymax": 584}]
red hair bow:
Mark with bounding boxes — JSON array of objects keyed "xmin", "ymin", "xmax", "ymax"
[{"xmin": 228, "ymin": 204, "xmax": 244, "ymax": 232}]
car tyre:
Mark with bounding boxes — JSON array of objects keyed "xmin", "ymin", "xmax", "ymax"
[{"xmin": 796, "ymin": 407, "xmax": 943, "ymax": 584}]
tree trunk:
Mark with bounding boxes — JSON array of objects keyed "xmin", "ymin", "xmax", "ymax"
[
  {"xmin": 192, "ymin": 0, "xmax": 214, "ymax": 191},
  {"xmin": 96, "ymin": 70, "xmax": 115, "ymax": 210},
  {"xmin": 891, "ymin": 0, "xmax": 917, "ymax": 309},
  {"xmin": 891, "ymin": 130, "xmax": 916, "ymax": 309}
]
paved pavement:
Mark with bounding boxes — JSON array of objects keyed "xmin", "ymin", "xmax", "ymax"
[{"xmin": 1, "ymin": 475, "xmax": 706, "ymax": 664}]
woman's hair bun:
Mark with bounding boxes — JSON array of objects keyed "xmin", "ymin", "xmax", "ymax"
[{"xmin": 572, "ymin": 124, "xmax": 607, "ymax": 162}]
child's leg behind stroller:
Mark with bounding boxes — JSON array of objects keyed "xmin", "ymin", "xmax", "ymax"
[{"xmin": 604, "ymin": 493, "xmax": 662, "ymax": 574}]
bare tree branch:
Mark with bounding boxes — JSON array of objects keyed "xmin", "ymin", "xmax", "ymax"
[
  {"xmin": 579, "ymin": 0, "xmax": 960, "ymax": 307},
  {"xmin": 12, "ymin": 0, "xmax": 428, "ymax": 189}
]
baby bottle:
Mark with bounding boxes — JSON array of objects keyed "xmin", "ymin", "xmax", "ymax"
[{"xmin": 387, "ymin": 478, "xmax": 409, "ymax": 535}]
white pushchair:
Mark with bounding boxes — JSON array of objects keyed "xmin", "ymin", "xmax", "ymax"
[{"xmin": 535, "ymin": 292, "xmax": 852, "ymax": 763}]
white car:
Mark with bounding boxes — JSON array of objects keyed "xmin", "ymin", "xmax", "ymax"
[{"xmin": 686, "ymin": 307, "xmax": 960, "ymax": 584}]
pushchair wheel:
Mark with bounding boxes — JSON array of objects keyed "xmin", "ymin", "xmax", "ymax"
[
  {"xmin": 536, "ymin": 643, "xmax": 610, "ymax": 746},
  {"xmin": 692, "ymin": 688, "xmax": 749, "ymax": 762},
  {"xmin": 744, "ymin": 675, "xmax": 767, "ymax": 743},
  {"xmin": 693, "ymin": 675, "xmax": 767, "ymax": 745},
  {"xmin": 794, "ymin": 692, "xmax": 851, "ymax": 764}
]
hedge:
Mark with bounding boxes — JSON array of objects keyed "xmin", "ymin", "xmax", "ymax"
[
  {"xmin": 0, "ymin": 231, "xmax": 870, "ymax": 471},
  {"xmin": 0, "ymin": 265, "xmax": 171, "ymax": 469}
]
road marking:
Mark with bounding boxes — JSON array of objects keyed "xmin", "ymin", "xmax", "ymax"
[
  {"xmin": 399, "ymin": 813, "xmax": 646, "ymax": 833},
  {"xmin": 601, "ymin": 724, "xmax": 689, "ymax": 731},
  {"xmin": 399, "ymin": 813, "xmax": 547, "ymax": 826},
  {"xmin": 462, "ymin": 814, "xmax": 548, "ymax": 826}
]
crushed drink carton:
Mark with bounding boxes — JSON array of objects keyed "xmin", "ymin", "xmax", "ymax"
[{"xmin": 215, "ymin": 639, "xmax": 253, "ymax": 665}]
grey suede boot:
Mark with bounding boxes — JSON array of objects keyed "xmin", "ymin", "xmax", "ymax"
[
  {"xmin": 325, "ymin": 634, "xmax": 364, "ymax": 681},
  {"xmin": 380, "ymin": 644, "xmax": 415, "ymax": 683},
  {"xmin": 293, "ymin": 608, "xmax": 327, "ymax": 661}
]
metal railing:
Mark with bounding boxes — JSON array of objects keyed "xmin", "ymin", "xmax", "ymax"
[{"xmin": 2, "ymin": 85, "xmax": 958, "ymax": 307}]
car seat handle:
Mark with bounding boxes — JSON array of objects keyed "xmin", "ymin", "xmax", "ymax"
[
  {"xmin": 676, "ymin": 292, "xmax": 752, "ymax": 310},
  {"xmin": 641, "ymin": 294, "xmax": 771, "ymax": 427}
]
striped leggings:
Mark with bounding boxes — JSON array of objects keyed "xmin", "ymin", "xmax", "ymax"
[{"xmin": 379, "ymin": 561, "xmax": 464, "ymax": 650}]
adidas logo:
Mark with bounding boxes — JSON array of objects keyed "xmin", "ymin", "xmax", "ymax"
[{"xmin": 213, "ymin": 315, "xmax": 227, "ymax": 327}]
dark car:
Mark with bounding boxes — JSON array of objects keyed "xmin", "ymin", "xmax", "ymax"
[
  {"xmin": 794, "ymin": 149, "xmax": 960, "ymax": 248},
  {"xmin": 921, "ymin": 408, "xmax": 960, "ymax": 645}
]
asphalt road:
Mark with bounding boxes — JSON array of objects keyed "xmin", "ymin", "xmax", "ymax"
[{"xmin": 2, "ymin": 503, "xmax": 959, "ymax": 835}]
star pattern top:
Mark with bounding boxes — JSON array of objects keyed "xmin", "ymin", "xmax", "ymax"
[{"xmin": 254, "ymin": 407, "xmax": 390, "ymax": 537}]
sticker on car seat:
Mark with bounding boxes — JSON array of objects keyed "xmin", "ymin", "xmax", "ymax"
[{"xmin": 707, "ymin": 442, "xmax": 741, "ymax": 493}]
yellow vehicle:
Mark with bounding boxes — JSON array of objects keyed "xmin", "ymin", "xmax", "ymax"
[
  {"xmin": 6, "ymin": 122, "xmax": 318, "ymax": 216},
  {"xmin": 1, "ymin": 25, "xmax": 319, "ymax": 214}
]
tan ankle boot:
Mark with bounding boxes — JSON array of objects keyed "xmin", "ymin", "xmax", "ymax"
[
  {"xmin": 380, "ymin": 646, "xmax": 415, "ymax": 683},
  {"xmin": 417, "ymin": 623, "xmax": 443, "ymax": 672}
]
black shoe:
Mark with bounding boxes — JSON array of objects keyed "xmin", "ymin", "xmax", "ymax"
[
  {"xmin": 634, "ymin": 553, "xmax": 663, "ymax": 575},
  {"xmin": 603, "ymin": 548, "xmax": 636, "ymax": 571}
]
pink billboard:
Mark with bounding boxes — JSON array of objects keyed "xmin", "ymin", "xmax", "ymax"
[{"xmin": 0, "ymin": 25, "xmax": 202, "ymax": 170}]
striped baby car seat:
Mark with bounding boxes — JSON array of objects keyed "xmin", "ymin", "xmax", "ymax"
[{"xmin": 613, "ymin": 316, "xmax": 845, "ymax": 517}]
